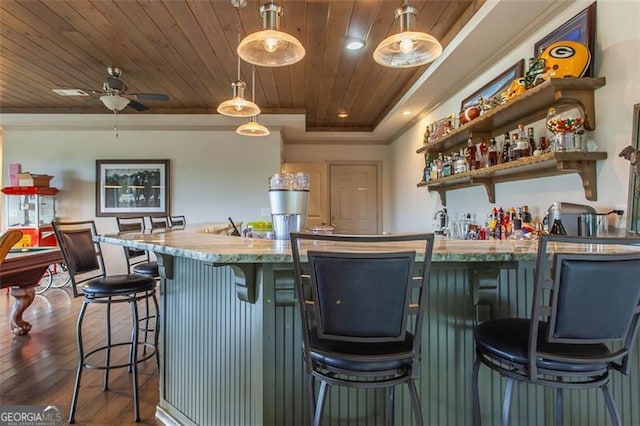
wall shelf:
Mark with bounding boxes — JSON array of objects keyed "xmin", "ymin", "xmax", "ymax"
[
  {"xmin": 416, "ymin": 77, "xmax": 606, "ymax": 155},
  {"xmin": 417, "ymin": 151, "xmax": 607, "ymax": 204}
]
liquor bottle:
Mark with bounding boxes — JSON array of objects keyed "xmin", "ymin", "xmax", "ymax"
[
  {"xmin": 502, "ymin": 132, "xmax": 511, "ymax": 162},
  {"xmin": 488, "ymin": 138, "xmax": 499, "ymax": 166},
  {"xmin": 527, "ymin": 127, "xmax": 537, "ymax": 154},
  {"xmin": 423, "ymin": 154, "xmax": 432, "ymax": 182},
  {"xmin": 521, "ymin": 205, "xmax": 532, "ymax": 223}
]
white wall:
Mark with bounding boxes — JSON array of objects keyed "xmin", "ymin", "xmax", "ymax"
[
  {"xmin": 2, "ymin": 125, "xmax": 282, "ymax": 271},
  {"xmin": 390, "ymin": 0, "xmax": 640, "ymax": 231}
]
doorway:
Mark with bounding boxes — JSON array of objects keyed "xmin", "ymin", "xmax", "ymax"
[{"xmin": 329, "ymin": 163, "xmax": 380, "ymax": 234}]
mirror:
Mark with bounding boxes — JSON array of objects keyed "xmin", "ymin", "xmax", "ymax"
[{"xmin": 626, "ymin": 103, "xmax": 640, "ymax": 234}]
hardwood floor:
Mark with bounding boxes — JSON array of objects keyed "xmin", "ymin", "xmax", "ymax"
[{"xmin": 0, "ymin": 287, "xmax": 160, "ymax": 425}]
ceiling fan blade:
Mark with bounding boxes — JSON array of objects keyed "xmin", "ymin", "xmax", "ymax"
[
  {"xmin": 131, "ymin": 93, "xmax": 170, "ymax": 101},
  {"xmin": 127, "ymin": 99, "xmax": 149, "ymax": 112}
]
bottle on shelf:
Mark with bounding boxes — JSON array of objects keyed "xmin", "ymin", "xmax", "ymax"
[
  {"xmin": 488, "ymin": 137, "xmax": 499, "ymax": 166},
  {"xmin": 466, "ymin": 134, "xmax": 477, "ymax": 170},
  {"xmin": 502, "ymin": 132, "xmax": 512, "ymax": 163},
  {"xmin": 527, "ymin": 127, "xmax": 537, "ymax": 154}
]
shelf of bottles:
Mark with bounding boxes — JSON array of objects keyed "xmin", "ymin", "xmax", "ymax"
[
  {"xmin": 417, "ymin": 151, "xmax": 607, "ymax": 204},
  {"xmin": 415, "ymin": 77, "xmax": 607, "ymax": 204},
  {"xmin": 416, "ymin": 77, "xmax": 605, "ymax": 156}
]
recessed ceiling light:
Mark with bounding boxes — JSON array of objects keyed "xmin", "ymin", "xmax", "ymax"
[
  {"xmin": 337, "ymin": 112, "xmax": 349, "ymax": 119},
  {"xmin": 402, "ymin": 110, "xmax": 411, "ymax": 116},
  {"xmin": 345, "ymin": 38, "xmax": 365, "ymax": 51},
  {"xmin": 52, "ymin": 89, "xmax": 90, "ymax": 96}
]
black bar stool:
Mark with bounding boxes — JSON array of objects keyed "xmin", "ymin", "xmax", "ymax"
[
  {"xmin": 53, "ymin": 220, "xmax": 160, "ymax": 423},
  {"xmin": 472, "ymin": 235, "xmax": 640, "ymax": 426},
  {"xmin": 116, "ymin": 216, "xmax": 160, "ymax": 356},
  {"xmin": 290, "ymin": 232, "xmax": 435, "ymax": 426}
]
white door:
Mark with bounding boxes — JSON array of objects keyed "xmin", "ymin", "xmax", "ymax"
[{"xmin": 329, "ymin": 164, "xmax": 379, "ymax": 234}]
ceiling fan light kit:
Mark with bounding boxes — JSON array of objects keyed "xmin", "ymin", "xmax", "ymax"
[
  {"xmin": 236, "ymin": 116, "xmax": 270, "ymax": 137},
  {"xmin": 237, "ymin": 2, "xmax": 305, "ymax": 67},
  {"xmin": 99, "ymin": 94, "xmax": 131, "ymax": 112},
  {"xmin": 373, "ymin": 3, "xmax": 443, "ymax": 68}
]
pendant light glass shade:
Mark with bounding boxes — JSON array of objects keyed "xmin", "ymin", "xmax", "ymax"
[
  {"xmin": 217, "ymin": 80, "xmax": 261, "ymax": 117},
  {"xmin": 373, "ymin": 3, "xmax": 442, "ymax": 68},
  {"xmin": 237, "ymin": 2, "xmax": 305, "ymax": 67},
  {"xmin": 100, "ymin": 94, "xmax": 130, "ymax": 112},
  {"xmin": 236, "ymin": 116, "xmax": 270, "ymax": 136}
]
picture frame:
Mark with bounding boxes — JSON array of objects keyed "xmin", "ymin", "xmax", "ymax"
[
  {"xmin": 460, "ymin": 59, "xmax": 525, "ymax": 112},
  {"xmin": 95, "ymin": 159, "xmax": 170, "ymax": 217},
  {"xmin": 428, "ymin": 115, "xmax": 454, "ymax": 143},
  {"xmin": 626, "ymin": 103, "xmax": 640, "ymax": 235},
  {"xmin": 533, "ymin": 2, "xmax": 596, "ymax": 78}
]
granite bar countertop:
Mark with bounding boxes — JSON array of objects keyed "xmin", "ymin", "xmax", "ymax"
[{"xmin": 95, "ymin": 223, "xmax": 539, "ymax": 264}]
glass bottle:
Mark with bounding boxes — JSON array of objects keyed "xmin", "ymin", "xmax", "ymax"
[
  {"xmin": 527, "ymin": 127, "xmax": 537, "ymax": 154},
  {"xmin": 502, "ymin": 132, "xmax": 511, "ymax": 162},
  {"xmin": 521, "ymin": 205, "xmax": 532, "ymax": 224},
  {"xmin": 488, "ymin": 137, "xmax": 499, "ymax": 166}
]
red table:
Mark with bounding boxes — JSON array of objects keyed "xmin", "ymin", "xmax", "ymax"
[{"xmin": 0, "ymin": 248, "xmax": 62, "ymax": 335}]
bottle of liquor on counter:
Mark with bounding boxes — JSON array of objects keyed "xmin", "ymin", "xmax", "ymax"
[
  {"xmin": 502, "ymin": 132, "xmax": 512, "ymax": 162},
  {"xmin": 521, "ymin": 205, "xmax": 532, "ymax": 223},
  {"xmin": 488, "ymin": 137, "xmax": 499, "ymax": 166}
]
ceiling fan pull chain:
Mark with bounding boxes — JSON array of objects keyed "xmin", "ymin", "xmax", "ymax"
[{"xmin": 113, "ymin": 110, "xmax": 120, "ymax": 138}]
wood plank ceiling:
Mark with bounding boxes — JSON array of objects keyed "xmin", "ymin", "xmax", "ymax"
[{"xmin": 0, "ymin": 0, "xmax": 479, "ymax": 132}]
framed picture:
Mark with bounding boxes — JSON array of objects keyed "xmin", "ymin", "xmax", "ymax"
[
  {"xmin": 460, "ymin": 59, "xmax": 525, "ymax": 112},
  {"xmin": 627, "ymin": 103, "xmax": 640, "ymax": 235},
  {"xmin": 428, "ymin": 115, "xmax": 454, "ymax": 142},
  {"xmin": 533, "ymin": 2, "xmax": 596, "ymax": 77},
  {"xmin": 96, "ymin": 159, "xmax": 170, "ymax": 217}
]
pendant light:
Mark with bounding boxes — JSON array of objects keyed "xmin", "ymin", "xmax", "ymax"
[
  {"xmin": 218, "ymin": 2, "xmax": 261, "ymax": 117},
  {"xmin": 237, "ymin": 2, "xmax": 305, "ymax": 67},
  {"xmin": 237, "ymin": 66, "xmax": 270, "ymax": 137},
  {"xmin": 236, "ymin": 115, "xmax": 270, "ymax": 136},
  {"xmin": 373, "ymin": 1, "xmax": 443, "ymax": 68}
]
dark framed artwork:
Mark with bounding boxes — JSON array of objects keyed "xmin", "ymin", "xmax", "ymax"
[
  {"xmin": 533, "ymin": 2, "xmax": 596, "ymax": 77},
  {"xmin": 627, "ymin": 104, "xmax": 640, "ymax": 235},
  {"xmin": 96, "ymin": 159, "xmax": 170, "ymax": 217},
  {"xmin": 460, "ymin": 59, "xmax": 525, "ymax": 112}
]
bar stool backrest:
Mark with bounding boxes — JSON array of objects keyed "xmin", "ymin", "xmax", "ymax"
[
  {"xmin": 169, "ymin": 215, "xmax": 186, "ymax": 227},
  {"xmin": 291, "ymin": 232, "xmax": 434, "ymax": 370},
  {"xmin": 52, "ymin": 220, "xmax": 106, "ymax": 298},
  {"xmin": 530, "ymin": 235, "xmax": 640, "ymax": 380},
  {"xmin": 148, "ymin": 216, "xmax": 169, "ymax": 230},
  {"xmin": 116, "ymin": 216, "xmax": 151, "ymax": 274}
]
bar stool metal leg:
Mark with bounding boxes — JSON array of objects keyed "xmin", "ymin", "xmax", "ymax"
[
  {"xmin": 68, "ymin": 301, "xmax": 88, "ymax": 424},
  {"xmin": 130, "ymin": 297, "xmax": 140, "ymax": 422},
  {"xmin": 104, "ymin": 298, "xmax": 112, "ymax": 388}
]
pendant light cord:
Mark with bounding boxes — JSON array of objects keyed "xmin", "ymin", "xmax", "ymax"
[{"xmin": 235, "ymin": 4, "xmax": 242, "ymax": 81}]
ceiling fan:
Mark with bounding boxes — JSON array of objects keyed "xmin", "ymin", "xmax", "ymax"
[{"xmin": 55, "ymin": 66, "xmax": 170, "ymax": 112}]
